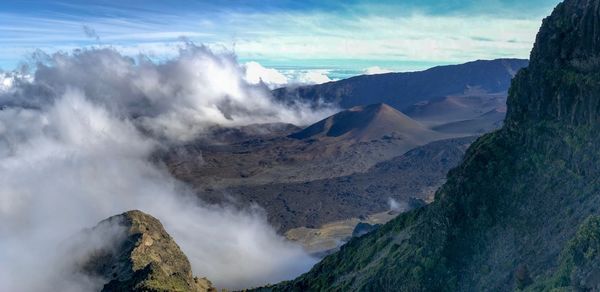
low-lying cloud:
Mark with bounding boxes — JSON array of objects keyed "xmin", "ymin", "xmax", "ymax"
[
  {"xmin": 3, "ymin": 43, "xmax": 335, "ymax": 141},
  {"xmin": 0, "ymin": 44, "xmax": 326, "ymax": 291},
  {"xmin": 389, "ymin": 198, "xmax": 410, "ymax": 212}
]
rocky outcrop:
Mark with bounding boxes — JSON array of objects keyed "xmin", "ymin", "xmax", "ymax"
[
  {"xmin": 351, "ymin": 222, "xmax": 380, "ymax": 238},
  {"xmin": 507, "ymin": 0, "xmax": 600, "ymax": 126},
  {"xmin": 82, "ymin": 210, "xmax": 215, "ymax": 292}
]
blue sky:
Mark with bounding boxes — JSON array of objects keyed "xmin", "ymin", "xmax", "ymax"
[{"xmin": 0, "ymin": 0, "xmax": 562, "ymax": 75}]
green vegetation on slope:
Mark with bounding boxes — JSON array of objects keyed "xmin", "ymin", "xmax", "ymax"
[{"xmin": 528, "ymin": 215, "xmax": 600, "ymax": 291}]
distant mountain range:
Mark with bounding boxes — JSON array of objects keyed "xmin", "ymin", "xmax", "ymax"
[
  {"xmin": 275, "ymin": 58, "xmax": 527, "ymax": 135},
  {"xmin": 274, "ymin": 58, "xmax": 528, "ymax": 111}
]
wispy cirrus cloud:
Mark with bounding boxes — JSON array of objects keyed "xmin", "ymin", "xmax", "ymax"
[{"xmin": 0, "ymin": 0, "xmax": 560, "ymax": 71}]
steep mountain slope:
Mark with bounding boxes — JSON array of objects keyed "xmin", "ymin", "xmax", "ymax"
[
  {"xmin": 256, "ymin": 1, "xmax": 600, "ymax": 291},
  {"xmin": 81, "ymin": 210, "xmax": 214, "ymax": 292},
  {"xmin": 273, "ymin": 59, "xmax": 527, "ymax": 112}
]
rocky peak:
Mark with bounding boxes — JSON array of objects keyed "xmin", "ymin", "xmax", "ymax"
[
  {"xmin": 506, "ymin": 0, "xmax": 600, "ymax": 127},
  {"xmin": 531, "ymin": 0, "xmax": 600, "ymax": 69},
  {"xmin": 82, "ymin": 210, "xmax": 215, "ymax": 292}
]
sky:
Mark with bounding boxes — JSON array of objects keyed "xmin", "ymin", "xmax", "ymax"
[{"xmin": 0, "ymin": 0, "xmax": 562, "ymax": 79}]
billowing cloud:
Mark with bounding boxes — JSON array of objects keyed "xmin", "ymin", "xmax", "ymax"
[
  {"xmin": 0, "ymin": 71, "xmax": 26, "ymax": 93},
  {"xmin": 293, "ymin": 70, "xmax": 333, "ymax": 85},
  {"xmin": 3, "ymin": 44, "xmax": 336, "ymax": 141},
  {"xmin": 244, "ymin": 61, "xmax": 335, "ymax": 89},
  {"xmin": 0, "ymin": 45, "xmax": 326, "ymax": 291},
  {"xmin": 244, "ymin": 61, "xmax": 289, "ymax": 88}
]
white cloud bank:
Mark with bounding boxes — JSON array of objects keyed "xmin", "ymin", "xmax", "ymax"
[
  {"xmin": 3, "ymin": 44, "xmax": 335, "ymax": 141},
  {"xmin": 244, "ymin": 61, "xmax": 289, "ymax": 88},
  {"xmin": 294, "ymin": 69, "xmax": 333, "ymax": 85},
  {"xmin": 0, "ymin": 44, "xmax": 329, "ymax": 291},
  {"xmin": 244, "ymin": 61, "xmax": 333, "ymax": 89}
]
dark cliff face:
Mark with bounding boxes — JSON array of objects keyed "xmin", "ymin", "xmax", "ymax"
[
  {"xmin": 531, "ymin": 0, "xmax": 600, "ymax": 68},
  {"xmin": 256, "ymin": 1, "xmax": 600, "ymax": 291},
  {"xmin": 507, "ymin": 0, "xmax": 600, "ymax": 127}
]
